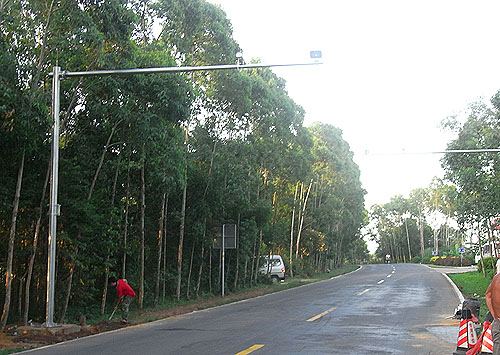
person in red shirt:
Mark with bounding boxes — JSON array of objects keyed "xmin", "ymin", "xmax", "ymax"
[{"xmin": 109, "ymin": 277, "xmax": 135, "ymax": 324}]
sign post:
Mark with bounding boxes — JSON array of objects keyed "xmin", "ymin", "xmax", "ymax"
[
  {"xmin": 459, "ymin": 247, "xmax": 465, "ymax": 267},
  {"xmin": 222, "ymin": 224, "xmax": 225, "ymax": 297},
  {"xmin": 215, "ymin": 224, "xmax": 236, "ymax": 297}
]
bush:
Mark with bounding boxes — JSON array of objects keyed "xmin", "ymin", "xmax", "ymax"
[
  {"xmin": 421, "ymin": 256, "xmax": 431, "ymax": 264},
  {"xmin": 412, "ymin": 256, "xmax": 422, "ymax": 264},
  {"xmin": 464, "ymin": 255, "xmax": 475, "ymax": 265},
  {"xmin": 477, "ymin": 257, "xmax": 497, "ymax": 273},
  {"xmin": 431, "ymin": 256, "xmax": 472, "ymax": 267}
]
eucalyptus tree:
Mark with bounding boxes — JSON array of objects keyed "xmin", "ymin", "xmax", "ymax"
[
  {"xmin": 0, "ymin": 0, "xmax": 137, "ymax": 327},
  {"xmin": 154, "ymin": 0, "xmax": 245, "ymax": 300},
  {"xmin": 408, "ymin": 188, "xmax": 429, "ymax": 256},
  {"xmin": 441, "ymin": 95, "xmax": 500, "ymax": 261},
  {"xmin": 306, "ymin": 122, "xmax": 366, "ymax": 269},
  {"xmin": 383, "ymin": 195, "xmax": 415, "ymax": 261},
  {"xmin": 425, "ymin": 177, "xmax": 459, "ymax": 252}
]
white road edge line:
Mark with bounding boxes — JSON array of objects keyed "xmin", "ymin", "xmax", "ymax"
[{"xmin": 357, "ymin": 288, "xmax": 370, "ymax": 296}]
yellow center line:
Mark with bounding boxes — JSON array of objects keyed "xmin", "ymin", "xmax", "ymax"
[
  {"xmin": 235, "ymin": 344, "xmax": 265, "ymax": 355},
  {"xmin": 306, "ymin": 307, "xmax": 336, "ymax": 322}
]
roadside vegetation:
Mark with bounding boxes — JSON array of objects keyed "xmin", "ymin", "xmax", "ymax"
[
  {"xmin": 367, "ymin": 97, "xmax": 500, "ymax": 270},
  {"xmin": 0, "ymin": 1, "xmax": 368, "ymax": 330},
  {"xmin": 2, "ymin": 0, "xmax": 499, "ymax": 334},
  {"xmin": 446, "ymin": 256, "xmax": 498, "ymax": 322},
  {"xmin": 448, "ymin": 271, "xmax": 492, "ymax": 321}
]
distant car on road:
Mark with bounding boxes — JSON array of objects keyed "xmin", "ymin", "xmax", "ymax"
[{"xmin": 259, "ymin": 255, "xmax": 286, "ymax": 282}]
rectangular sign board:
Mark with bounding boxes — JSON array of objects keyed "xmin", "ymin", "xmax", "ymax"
[
  {"xmin": 213, "ymin": 224, "xmax": 237, "ymax": 249},
  {"xmin": 459, "ymin": 248, "xmax": 465, "ymax": 253}
]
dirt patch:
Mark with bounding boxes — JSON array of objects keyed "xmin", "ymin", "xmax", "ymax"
[
  {"xmin": 0, "ymin": 320, "xmax": 127, "ymax": 352},
  {"xmin": 0, "ymin": 285, "xmax": 278, "ymax": 352}
]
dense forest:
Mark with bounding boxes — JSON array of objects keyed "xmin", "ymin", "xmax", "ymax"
[{"xmin": 0, "ymin": 0, "xmax": 367, "ymax": 327}]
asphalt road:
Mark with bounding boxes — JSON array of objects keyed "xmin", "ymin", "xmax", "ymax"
[{"xmin": 21, "ymin": 264, "xmax": 461, "ymax": 354}]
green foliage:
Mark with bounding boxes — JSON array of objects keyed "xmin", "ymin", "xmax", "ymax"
[
  {"xmin": 448, "ymin": 271, "xmax": 492, "ymax": 320},
  {"xmin": 477, "ymin": 257, "xmax": 498, "ymax": 273},
  {"xmin": 442, "ymin": 97, "xmax": 500, "ymax": 229},
  {"xmin": 0, "ymin": 0, "xmax": 367, "ymax": 326}
]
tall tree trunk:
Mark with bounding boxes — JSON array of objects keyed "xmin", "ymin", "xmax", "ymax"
[
  {"xmin": 196, "ymin": 219, "xmax": 207, "ymax": 298},
  {"xmin": 208, "ymin": 247, "xmax": 212, "ymax": 294},
  {"xmin": 254, "ymin": 230, "xmax": 263, "ymax": 285},
  {"xmin": 162, "ymin": 195, "xmax": 169, "ymax": 301},
  {"xmin": 244, "ymin": 259, "xmax": 248, "ymax": 287},
  {"xmin": 217, "ymin": 248, "xmax": 222, "ymax": 292},
  {"xmin": 433, "ymin": 228, "xmax": 440, "ymax": 254},
  {"xmin": 477, "ymin": 222, "xmax": 486, "ymax": 277},
  {"xmin": 18, "ymin": 273, "xmax": 25, "ymax": 317},
  {"xmin": 405, "ymin": 218, "xmax": 412, "ymax": 261},
  {"xmin": 23, "ymin": 160, "xmax": 50, "ymax": 325},
  {"xmin": 250, "ymin": 234, "xmax": 257, "ymax": 284},
  {"xmin": 154, "ymin": 193, "xmax": 166, "ymax": 307},
  {"xmin": 186, "ymin": 242, "xmax": 195, "ymax": 299},
  {"xmin": 486, "ymin": 219, "xmax": 496, "ymax": 269},
  {"xmin": 195, "ymin": 245, "xmax": 204, "ymax": 299},
  {"xmin": 295, "ymin": 180, "xmax": 313, "ymax": 259},
  {"xmin": 176, "ymin": 168, "xmax": 187, "ymax": 301},
  {"xmin": 1, "ymin": 150, "xmax": 25, "ymax": 331},
  {"xmin": 419, "ymin": 211, "xmax": 425, "ymax": 257},
  {"xmin": 336, "ymin": 236, "xmax": 344, "ymax": 267},
  {"xmin": 138, "ymin": 159, "xmax": 145, "ymax": 309},
  {"xmin": 122, "ymin": 162, "xmax": 131, "ymax": 279},
  {"xmin": 101, "ymin": 154, "xmax": 121, "ymax": 315},
  {"xmin": 295, "ymin": 183, "xmax": 304, "ymax": 260},
  {"xmin": 88, "ymin": 120, "xmax": 121, "ymax": 200},
  {"xmin": 232, "ymin": 213, "xmax": 241, "ymax": 291},
  {"xmin": 224, "ymin": 251, "xmax": 231, "ymax": 293},
  {"xmin": 58, "ymin": 246, "xmax": 78, "ymax": 324}
]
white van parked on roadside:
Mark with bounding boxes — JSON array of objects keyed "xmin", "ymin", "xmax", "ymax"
[{"xmin": 259, "ymin": 255, "xmax": 286, "ymax": 282}]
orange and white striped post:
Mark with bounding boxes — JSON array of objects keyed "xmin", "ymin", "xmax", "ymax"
[{"xmin": 454, "ymin": 308, "xmax": 478, "ymax": 355}]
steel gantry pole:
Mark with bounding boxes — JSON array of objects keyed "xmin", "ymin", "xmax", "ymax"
[
  {"xmin": 45, "ymin": 66, "xmax": 61, "ymax": 327},
  {"xmin": 45, "ymin": 58, "xmax": 322, "ymax": 327}
]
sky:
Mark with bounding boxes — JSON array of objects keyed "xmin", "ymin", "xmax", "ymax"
[{"xmin": 208, "ymin": 0, "xmax": 500, "ymax": 213}]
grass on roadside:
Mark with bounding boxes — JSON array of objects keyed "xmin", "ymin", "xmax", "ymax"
[
  {"xmin": 0, "ymin": 349, "xmax": 27, "ymax": 355},
  {"xmin": 448, "ymin": 271, "xmax": 492, "ymax": 321}
]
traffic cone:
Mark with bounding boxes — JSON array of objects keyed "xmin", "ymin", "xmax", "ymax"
[
  {"xmin": 479, "ymin": 322, "xmax": 493, "ymax": 354},
  {"xmin": 466, "ymin": 321, "xmax": 492, "ymax": 355},
  {"xmin": 454, "ymin": 308, "xmax": 478, "ymax": 355}
]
